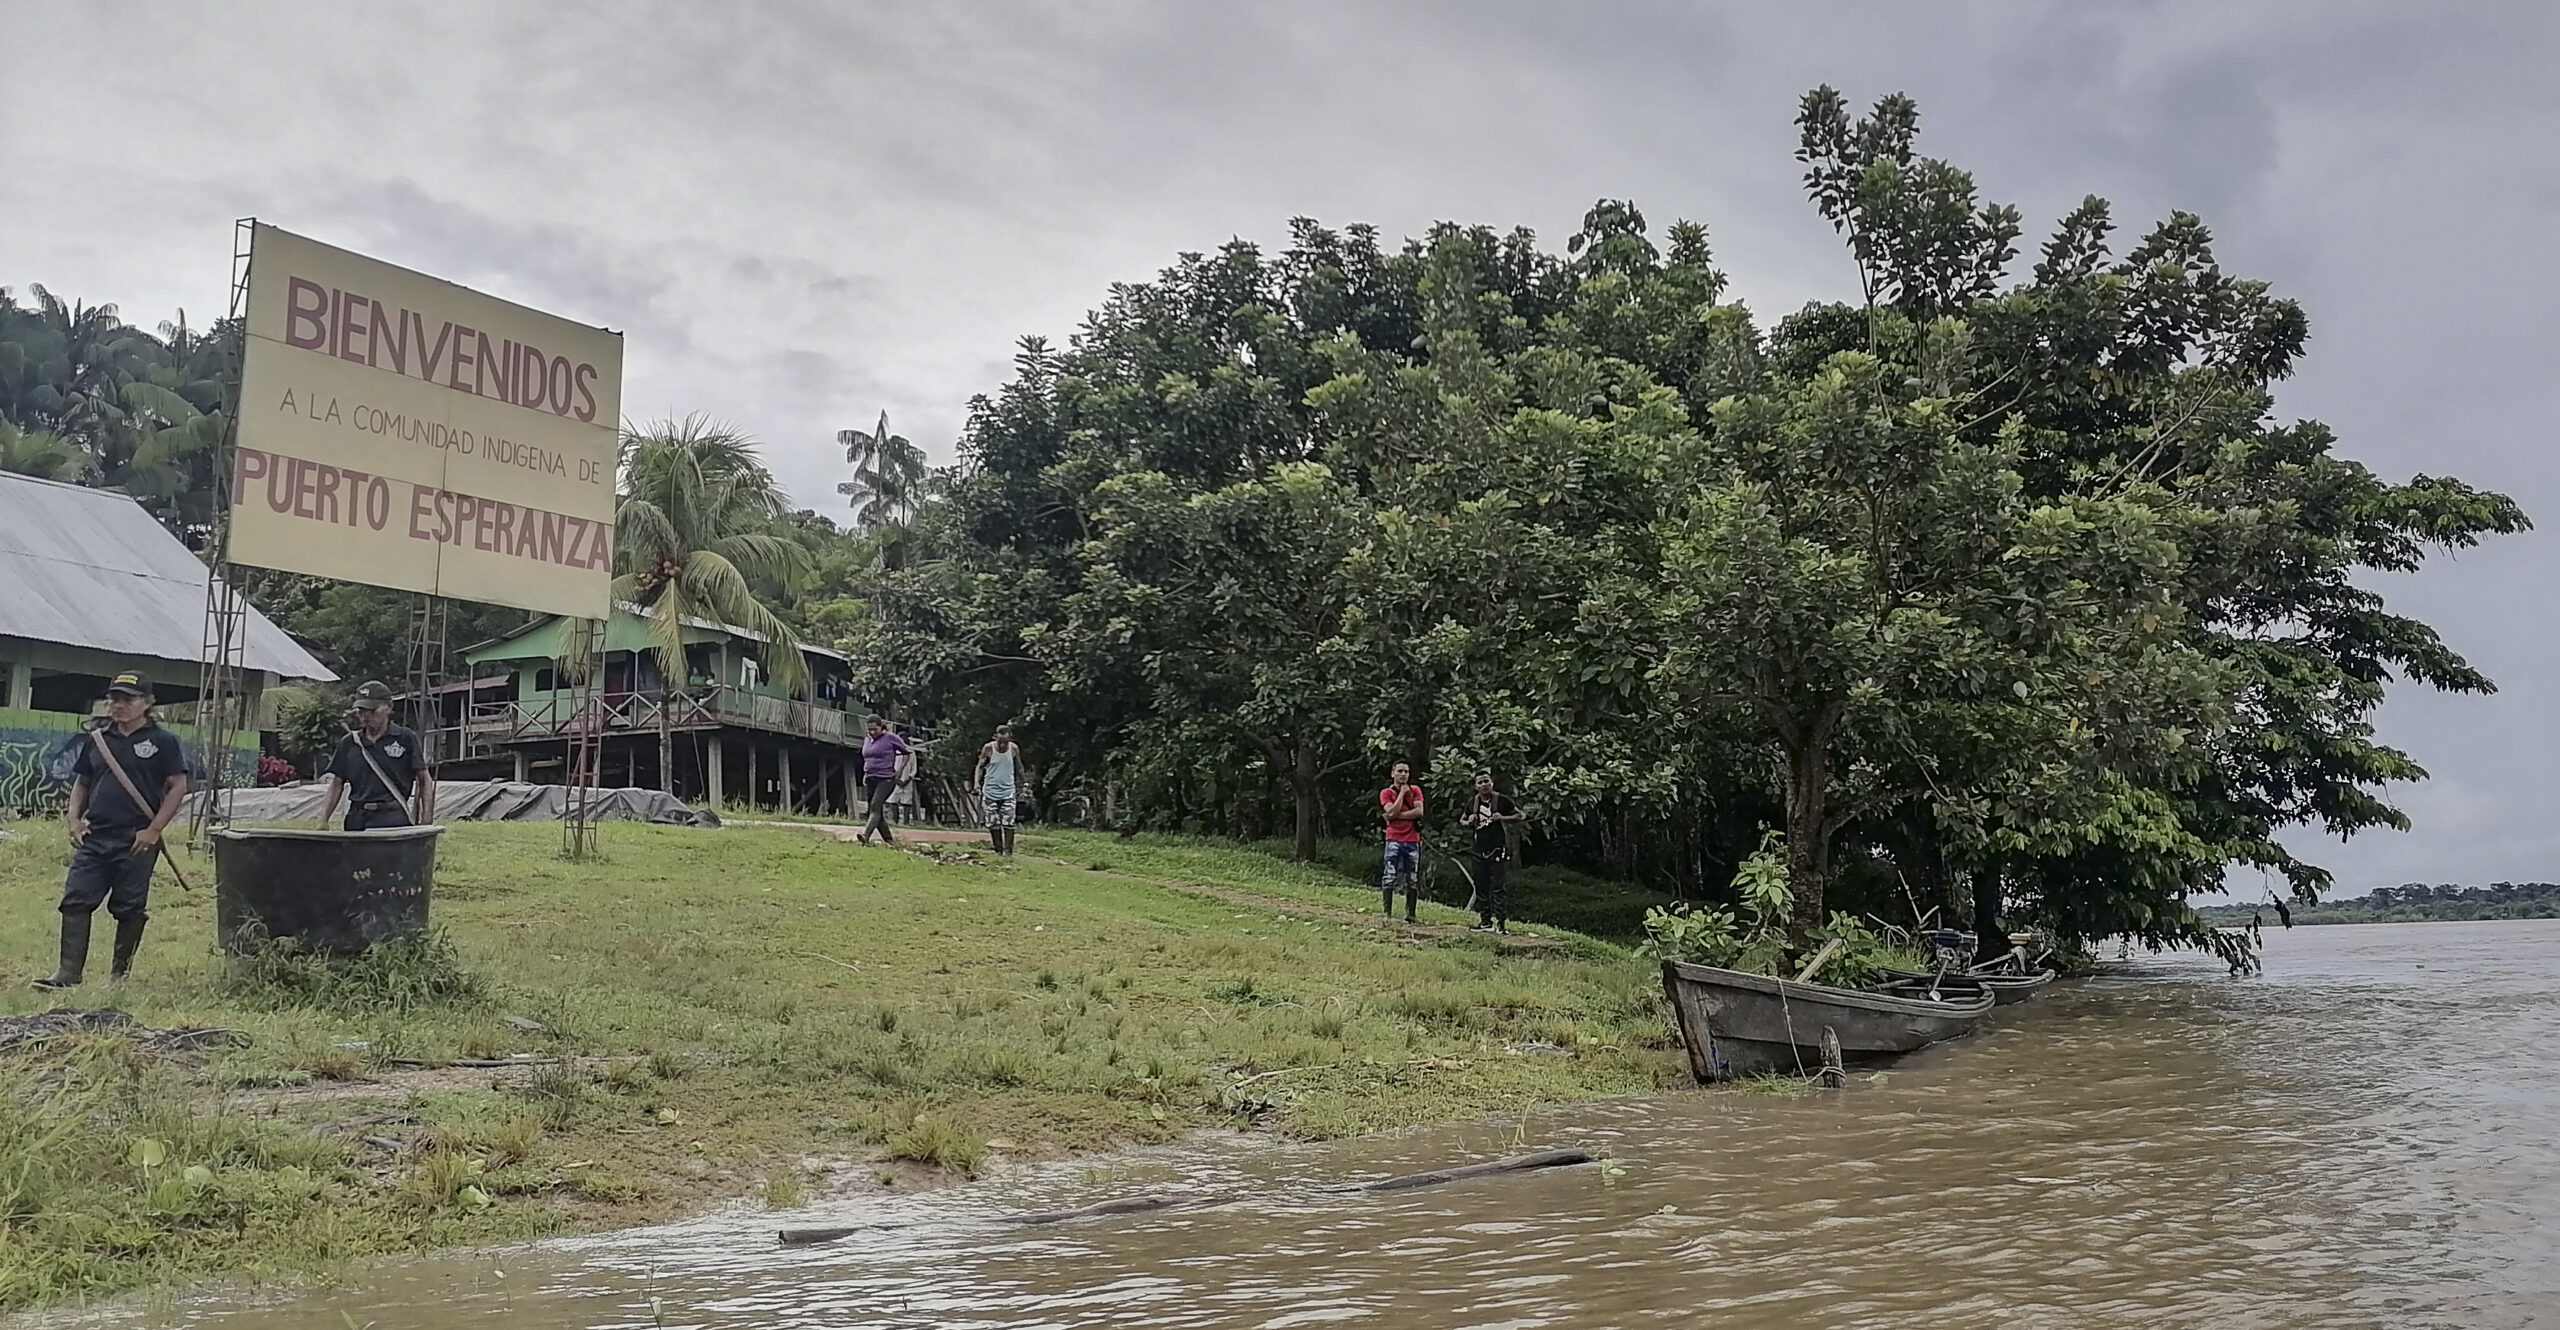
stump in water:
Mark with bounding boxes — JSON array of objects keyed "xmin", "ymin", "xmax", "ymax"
[{"xmin": 1815, "ymin": 1027, "xmax": 1848, "ymax": 1089}]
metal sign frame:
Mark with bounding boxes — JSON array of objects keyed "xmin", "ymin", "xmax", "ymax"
[{"xmin": 189, "ymin": 218, "xmax": 259, "ymax": 845}]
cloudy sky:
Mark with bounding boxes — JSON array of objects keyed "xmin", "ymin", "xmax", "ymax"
[{"xmin": 4, "ymin": 1, "xmax": 2552, "ymax": 893}]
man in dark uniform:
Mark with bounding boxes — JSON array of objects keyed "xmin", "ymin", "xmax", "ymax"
[
  {"xmin": 317, "ymin": 680, "xmax": 436, "ymax": 831},
  {"xmin": 34, "ymin": 671, "xmax": 189, "ymax": 989}
]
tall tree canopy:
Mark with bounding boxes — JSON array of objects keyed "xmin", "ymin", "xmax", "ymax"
[
  {"xmin": 830, "ymin": 87, "xmax": 2525, "ymax": 962},
  {"xmin": 0, "ymin": 287, "xmax": 234, "ymax": 539}
]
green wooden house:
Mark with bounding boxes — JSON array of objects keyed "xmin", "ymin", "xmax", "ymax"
[{"xmin": 428, "ymin": 604, "xmax": 865, "ymax": 813}]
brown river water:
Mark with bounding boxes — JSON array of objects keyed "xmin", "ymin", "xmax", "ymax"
[{"xmin": 43, "ymin": 919, "xmax": 2560, "ymax": 1329}]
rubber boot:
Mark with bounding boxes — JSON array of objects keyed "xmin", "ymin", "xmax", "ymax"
[
  {"xmin": 31, "ymin": 911, "xmax": 92, "ymax": 990},
  {"xmin": 1404, "ymin": 889, "xmax": 1417, "ymax": 923},
  {"xmin": 109, "ymin": 915, "xmax": 147, "ymax": 985},
  {"xmin": 1382, "ymin": 888, "xmax": 1395, "ymax": 916}
]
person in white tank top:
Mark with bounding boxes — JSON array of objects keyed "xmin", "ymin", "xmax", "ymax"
[{"xmin": 973, "ymin": 725, "xmax": 1030, "ymax": 855}]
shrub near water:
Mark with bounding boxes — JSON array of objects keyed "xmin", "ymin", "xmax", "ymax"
[{"xmin": 1640, "ymin": 833, "xmax": 1919, "ymax": 986}]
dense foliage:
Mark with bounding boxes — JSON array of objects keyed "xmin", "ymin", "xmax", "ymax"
[
  {"xmin": 824, "ymin": 88, "xmax": 2526, "ymax": 963},
  {"xmin": 0, "ymin": 288, "xmax": 232, "ymax": 537}
]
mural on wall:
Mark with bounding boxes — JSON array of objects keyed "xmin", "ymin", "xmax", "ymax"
[{"xmin": 0, "ymin": 710, "xmax": 254, "ymax": 811}]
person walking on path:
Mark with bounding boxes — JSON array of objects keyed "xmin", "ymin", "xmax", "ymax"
[
  {"xmin": 1379, "ymin": 761, "xmax": 1425, "ymax": 921},
  {"xmin": 973, "ymin": 724, "xmax": 1030, "ymax": 855},
  {"xmin": 857, "ymin": 716, "xmax": 913, "ymax": 845},
  {"xmin": 1462, "ymin": 771, "xmax": 1524, "ymax": 933},
  {"xmin": 316, "ymin": 681, "xmax": 436, "ymax": 831},
  {"xmin": 34, "ymin": 671, "xmax": 188, "ymax": 989}
]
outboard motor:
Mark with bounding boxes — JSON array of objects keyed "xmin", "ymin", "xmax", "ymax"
[{"xmin": 1924, "ymin": 928, "xmax": 1977, "ymax": 976}]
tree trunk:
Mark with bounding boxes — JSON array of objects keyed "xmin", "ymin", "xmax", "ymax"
[
  {"xmin": 1783, "ymin": 735, "xmax": 1832, "ymax": 938},
  {"xmin": 1914, "ymin": 807, "xmax": 1952, "ymax": 931},
  {"xmin": 657, "ymin": 690, "xmax": 674, "ymax": 795},
  {"xmin": 1973, "ymin": 863, "xmax": 2005, "ymax": 964},
  {"xmin": 1291, "ymin": 738, "xmax": 1321, "ymax": 862}
]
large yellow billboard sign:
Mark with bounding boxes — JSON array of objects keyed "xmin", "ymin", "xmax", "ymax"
[{"xmin": 228, "ymin": 224, "xmax": 623, "ymax": 619}]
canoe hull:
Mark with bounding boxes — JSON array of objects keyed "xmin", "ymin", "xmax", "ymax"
[
  {"xmin": 1876, "ymin": 967, "xmax": 2057, "ymax": 1006},
  {"xmin": 1981, "ymin": 970, "xmax": 2054, "ymax": 1005},
  {"xmin": 1661, "ymin": 959, "xmax": 1996, "ymax": 1083}
]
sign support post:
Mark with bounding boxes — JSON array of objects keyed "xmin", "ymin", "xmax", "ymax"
[{"xmin": 190, "ymin": 218, "xmax": 259, "ymax": 846}]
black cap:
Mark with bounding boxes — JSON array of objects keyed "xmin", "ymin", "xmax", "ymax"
[
  {"xmin": 351, "ymin": 680, "xmax": 395, "ymax": 707},
  {"xmin": 105, "ymin": 671, "xmax": 152, "ymax": 699}
]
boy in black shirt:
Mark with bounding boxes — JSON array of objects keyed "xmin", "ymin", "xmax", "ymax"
[
  {"xmin": 318, "ymin": 680, "xmax": 436, "ymax": 831},
  {"xmin": 1463, "ymin": 771, "xmax": 1524, "ymax": 934},
  {"xmin": 35, "ymin": 671, "xmax": 189, "ymax": 989}
]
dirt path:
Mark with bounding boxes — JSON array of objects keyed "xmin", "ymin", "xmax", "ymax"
[
  {"xmin": 726, "ymin": 819, "xmax": 989, "ymax": 846},
  {"xmin": 1058, "ymin": 862, "xmax": 1563, "ymax": 951},
  {"xmin": 733, "ymin": 818, "xmax": 1561, "ymax": 950}
]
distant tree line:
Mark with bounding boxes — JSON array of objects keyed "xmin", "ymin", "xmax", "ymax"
[{"xmin": 2204, "ymin": 882, "xmax": 2560, "ymax": 925}]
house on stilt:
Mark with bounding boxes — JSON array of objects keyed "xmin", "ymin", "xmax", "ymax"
[{"xmin": 419, "ymin": 605, "xmax": 880, "ymax": 815}]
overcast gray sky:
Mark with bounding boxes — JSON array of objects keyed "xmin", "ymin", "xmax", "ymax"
[{"xmin": 3, "ymin": 1, "xmax": 2551, "ymax": 894}]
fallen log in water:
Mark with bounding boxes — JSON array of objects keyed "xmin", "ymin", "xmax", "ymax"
[
  {"xmin": 1012, "ymin": 1193, "xmax": 1192, "ymax": 1225},
  {"xmin": 776, "ymin": 1149, "xmax": 1598, "ymax": 1245},
  {"xmin": 777, "ymin": 1225, "xmax": 880, "ymax": 1245},
  {"xmin": 1322, "ymin": 1148, "xmax": 1597, "ymax": 1194}
]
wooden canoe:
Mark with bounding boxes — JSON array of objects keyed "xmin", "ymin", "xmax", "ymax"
[
  {"xmin": 1875, "ymin": 967, "xmax": 2057, "ymax": 1006},
  {"xmin": 1661, "ymin": 958, "xmax": 1995, "ymax": 1083}
]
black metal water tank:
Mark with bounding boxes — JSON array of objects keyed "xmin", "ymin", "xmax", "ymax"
[{"xmin": 211, "ymin": 825, "xmax": 440, "ymax": 954}]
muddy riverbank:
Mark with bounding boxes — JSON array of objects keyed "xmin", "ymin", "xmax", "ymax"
[{"xmin": 37, "ymin": 919, "xmax": 2558, "ymax": 1329}]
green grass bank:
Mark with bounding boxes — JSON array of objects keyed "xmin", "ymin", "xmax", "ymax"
[{"xmin": 0, "ymin": 820, "xmax": 1682, "ymax": 1309}]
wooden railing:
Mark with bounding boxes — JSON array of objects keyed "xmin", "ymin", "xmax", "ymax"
[{"xmin": 444, "ymin": 684, "xmax": 862, "ymax": 758}]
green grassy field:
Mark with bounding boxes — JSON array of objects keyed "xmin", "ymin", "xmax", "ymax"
[{"xmin": 0, "ymin": 819, "xmax": 1682, "ymax": 1309}]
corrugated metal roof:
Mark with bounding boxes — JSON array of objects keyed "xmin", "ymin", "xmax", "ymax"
[
  {"xmin": 0, "ymin": 472, "xmax": 337, "ymax": 682},
  {"xmin": 464, "ymin": 602, "xmax": 849, "ymax": 664}
]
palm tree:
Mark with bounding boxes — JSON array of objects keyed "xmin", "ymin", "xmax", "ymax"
[
  {"xmin": 837, "ymin": 412, "xmax": 927, "ymax": 531},
  {"xmin": 617, "ymin": 416, "xmax": 815, "ymax": 695},
  {"xmin": 614, "ymin": 418, "xmax": 815, "ymax": 792},
  {"xmin": 0, "ymin": 418, "xmax": 92, "ymax": 482}
]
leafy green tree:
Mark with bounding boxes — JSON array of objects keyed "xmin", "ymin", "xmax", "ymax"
[
  {"xmin": 1789, "ymin": 87, "xmax": 2528, "ymax": 952},
  {"xmin": 0, "ymin": 289, "xmax": 236, "ymax": 539},
  {"xmin": 1048, "ymin": 462, "xmax": 1378, "ymax": 858},
  {"xmin": 1653, "ymin": 328, "xmax": 2218, "ymax": 934}
]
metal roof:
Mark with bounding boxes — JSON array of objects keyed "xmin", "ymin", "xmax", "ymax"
[
  {"xmin": 0, "ymin": 472, "xmax": 337, "ymax": 683},
  {"xmin": 465, "ymin": 602, "xmax": 850, "ymax": 664}
]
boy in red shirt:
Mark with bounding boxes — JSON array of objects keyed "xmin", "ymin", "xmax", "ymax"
[{"xmin": 1380, "ymin": 761, "xmax": 1424, "ymax": 921}]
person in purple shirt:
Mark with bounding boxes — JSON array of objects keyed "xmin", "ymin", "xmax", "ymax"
[{"xmin": 857, "ymin": 715, "xmax": 913, "ymax": 845}]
